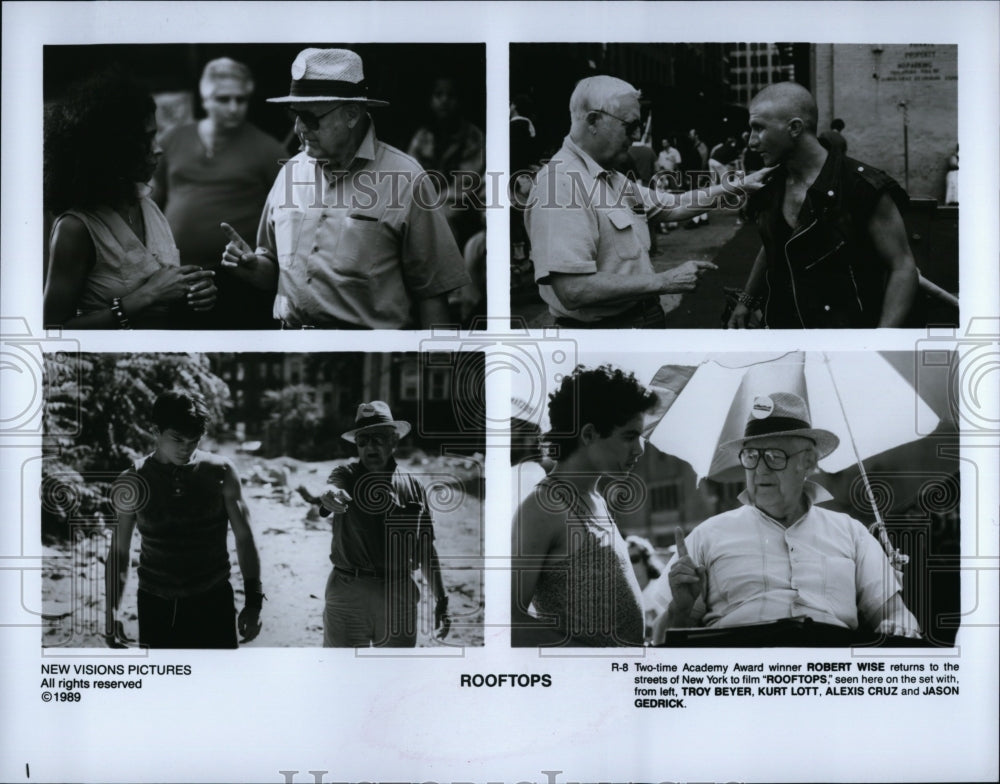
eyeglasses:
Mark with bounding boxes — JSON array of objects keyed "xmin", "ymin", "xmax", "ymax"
[
  {"xmin": 286, "ymin": 105, "xmax": 339, "ymax": 131},
  {"xmin": 355, "ymin": 432, "xmax": 392, "ymax": 448},
  {"xmin": 594, "ymin": 109, "xmax": 643, "ymax": 138},
  {"xmin": 738, "ymin": 447, "xmax": 811, "ymax": 471}
]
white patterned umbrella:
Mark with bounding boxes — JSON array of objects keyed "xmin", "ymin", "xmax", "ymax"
[{"xmin": 645, "ymin": 351, "xmax": 942, "ymax": 570}]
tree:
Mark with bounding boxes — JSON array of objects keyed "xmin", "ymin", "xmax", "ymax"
[
  {"xmin": 260, "ymin": 384, "xmax": 324, "ymax": 458},
  {"xmin": 41, "ymin": 353, "xmax": 231, "ymax": 538}
]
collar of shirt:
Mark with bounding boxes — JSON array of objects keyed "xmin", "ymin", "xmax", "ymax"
[
  {"xmin": 352, "ymin": 457, "xmax": 404, "ymax": 510},
  {"xmin": 562, "ymin": 135, "xmax": 645, "ymax": 212},
  {"xmin": 354, "ymin": 455, "xmax": 398, "ymax": 479},
  {"xmin": 317, "ymin": 120, "xmax": 378, "ymax": 184},
  {"xmin": 563, "ymin": 135, "xmax": 615, "ymax": 182},
  {"xmin": 737, "ymin": 480, "xmax": 834, "ymax": 526},
  {"xmin": 797, "ymin": 148, "xmax": 848, "ymax": 222},
  {"xmin": 761, "ymin": 149, "xmax": 845, "ymax": 224},
  {"xmin": 807, "ymin": 147, "xmax": 844, "ymax": 199}
]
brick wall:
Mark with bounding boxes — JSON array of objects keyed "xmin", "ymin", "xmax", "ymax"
[{"xmin": 812, "ymin": 44, "xmax": 958, "ymax": 200}]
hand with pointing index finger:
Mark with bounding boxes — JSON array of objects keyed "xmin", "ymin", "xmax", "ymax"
[
  {"xmin": 319, "ymin": 487, "xmax": 352, "ymax": 515},
  {"xmin": 220, "ymin": 222, "xmax": 257, "ymax": 269},
  {"xmin": 668, "ymin": 525, "xmax": 706, "ymax": 617},
  {"xmin": 658, "ymin": 260, "xmax": 718, "ymax": 293},
  {"xmin": 219, "ymin": 222, "xmax": 279, "ymax": 290}
]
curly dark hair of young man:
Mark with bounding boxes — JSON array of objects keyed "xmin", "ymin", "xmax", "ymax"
[
  {"xmin": 544, "ymin": 364, "xmax": 658, "ymax": 460},
  {"xmin": 44, "ymin": 68, "xmax": 157, "ymax": 214}
]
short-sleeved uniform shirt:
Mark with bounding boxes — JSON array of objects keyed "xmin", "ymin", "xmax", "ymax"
[
  {"xmin": 659, "ymin": 484, "xmax": 901, "ymax": 630},
  {"xmin": 525, "ymin": 136, "xmax": 655, "ymax": 322},
  {"xmin": 256, "ymin": 123, "xmax": 469, "ymax": 328},
  {"xmin": 326, "ymin": 459, "xmax": 434, "ymax": 578}
]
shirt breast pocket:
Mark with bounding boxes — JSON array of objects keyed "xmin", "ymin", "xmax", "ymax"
[
  {"xmin": 332, "ymin": 213, "xmax": 393, "ymax": 280},
  {"xmin": 607, "ymin": 208, "xmax": 644, "ymax": 261}
]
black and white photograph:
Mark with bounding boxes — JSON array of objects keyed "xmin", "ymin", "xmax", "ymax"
[
  {"xmin": 42, "ymin": 43, "xmax": 486, "ymax": 330},
  {"xmin": 512, "ymin": 350, "xmax": 962, "ymax": 648},
  {"xmin": 510, "ymin": 42, "xmax": 959, "ymax": 329},
  {"xmin": 40, "ymin": 351, "xmax": 485, "ymax": 648},
  {"xmin": 2, "ymin": 2, "xmax": 998, "ymax": 783}
]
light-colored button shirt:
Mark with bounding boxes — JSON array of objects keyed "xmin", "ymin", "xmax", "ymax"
[
  {"xmin": 525, "ymin": 136, "xmax": 654, "ymax": 322},
  {"xmin": 256, "ymin": 123, "xmax": 469, "ymax": 328},
  {"xmin": 656, "ymin": 483, "xmax": 901, "ymax": 630}
]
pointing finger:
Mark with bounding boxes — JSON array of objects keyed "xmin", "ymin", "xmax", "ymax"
[
  {"xmin": 220, "ymin": 222, "xmax": 250, "ymax": 250},
  {"xmin": 674, "ymin": 526, "xmax": 689, "ymax": 558}
]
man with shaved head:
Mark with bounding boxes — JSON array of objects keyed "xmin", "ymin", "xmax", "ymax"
[
  {"xmin": 728, "ymin": 82, "xmax": 917, "ymax": 329},
  {"xmin": 526, "ymin": 75, "xmax": 771, "ymax": 328}
]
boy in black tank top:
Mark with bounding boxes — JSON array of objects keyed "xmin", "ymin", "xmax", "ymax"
[{"xmin": 104, "ymin": 390, "xmax": 264, "ymax": 648}]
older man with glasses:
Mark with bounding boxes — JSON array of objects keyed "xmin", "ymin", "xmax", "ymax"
[
  {"xmin": 221, "ymin": 48, "xmax": 469, "ymax": 329},
  {"xmin": 652, "ymin": 392, "xmax": 921, "ymax": 643},
  {"xmin": 317, "ymin": 401, "xmax": 451, "ymax": 647},
  {"xmin": 525, "ymin": 75, "xmax": 772, "ymax": 329}
]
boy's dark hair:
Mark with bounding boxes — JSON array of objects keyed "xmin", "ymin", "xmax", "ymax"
[
  {"xmin": 830, "ymin": 118, "xmax": 845, "ymax": 132},
  {"xmin": 545, "ymin": 364, "xmax": 658, "ymax": 460},
  {"xmin": 152, "ymin": 390, "xmax": 210, "ymax": 438}
]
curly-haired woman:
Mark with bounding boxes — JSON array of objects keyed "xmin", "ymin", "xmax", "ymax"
[
  {"xmin": 44, "ymin": 70, "xmax": 216, "ymax": 329},
  {"xmin": 511, "ymin": 364, "xmax": 659, "ymax": 647}
]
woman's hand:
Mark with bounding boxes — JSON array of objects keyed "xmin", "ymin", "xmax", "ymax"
[
  {"xmin": 140, "ymin": 265, "xmax": 214, "ymax": 305},
  {"xmin": 184, "ymin": 269, "xmax": 217, "ymax": 311}
]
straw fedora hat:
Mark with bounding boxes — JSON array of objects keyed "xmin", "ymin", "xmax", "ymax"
[
  {"xmin": 719, "ymin": 392, "xmax": 840, "ymax": 459},
  {"xmin": 267, "ymin": 48, "xmax": 389, "ymax": 106},
  {"xmin": 341, "ymin": 401, "xmax": 411, "ymax": 443}
]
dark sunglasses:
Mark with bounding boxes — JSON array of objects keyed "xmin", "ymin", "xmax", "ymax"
[
  {"xmin": 286, "ymin": 105, "xmax": 339, "ymax": 131},
  {"xmin": 355, "ymin": 432, "xmax": 392, "ymax": 448}
]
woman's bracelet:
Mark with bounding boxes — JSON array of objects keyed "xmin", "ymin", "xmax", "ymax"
[
  {"xmin": 736, "ymin": 290, "xmax": 762, "ymax": 310},
  {"xmin": 109, "ymin": 297, "xmax": 131, "ymax": 329}
]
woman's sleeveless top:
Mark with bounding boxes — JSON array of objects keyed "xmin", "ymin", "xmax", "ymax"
[
  {"xmin": 531, "ymin": 478, "xmax": 645, "ymax": 646},
  {"xmin": 62, "ymin": 195, "xmax": 179, "ymax": 327}
]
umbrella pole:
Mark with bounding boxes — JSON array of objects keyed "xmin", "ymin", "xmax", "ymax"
[{"xmin": 821, "ymin": 355, "xmax": 910, "ymax": 572}]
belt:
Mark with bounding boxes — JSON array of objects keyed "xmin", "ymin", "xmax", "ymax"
[
  {"xmin": 554, "ymin": 296, "xmax": 665, "ymax": 329},
  {"xmin": 334, "ymin": 566, "xmax": 380, "ymax": 578},
  {"xmin": 334, "ymin": 565, "xmax": 415, "ymax": 582}
]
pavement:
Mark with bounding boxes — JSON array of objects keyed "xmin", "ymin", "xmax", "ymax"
[{"xmin": 511, "ymin": 210, "xmax": 763, "ymax": 329}]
